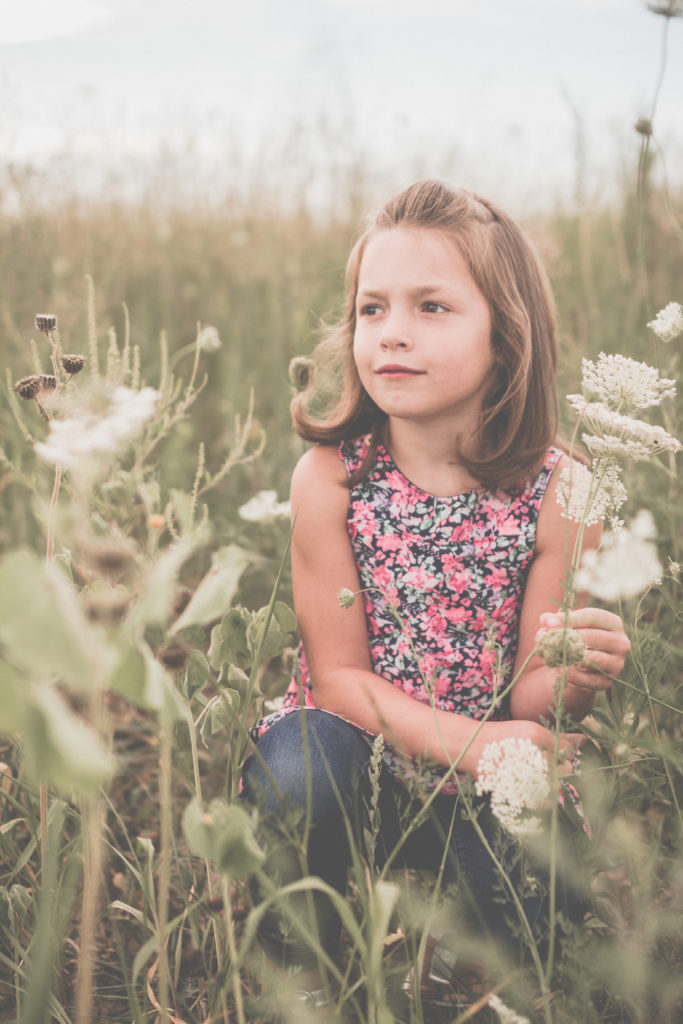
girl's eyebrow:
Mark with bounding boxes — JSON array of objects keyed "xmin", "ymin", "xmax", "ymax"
[{"xmin": 356, "ymin": 283, "xmax": 455, "ymax": 300}]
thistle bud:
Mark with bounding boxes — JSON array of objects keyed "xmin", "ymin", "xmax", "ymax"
[
  {"xmin": 13, "ymin": 374, "xmax": 57, "ymax": 399},
  {"xmin": 61, "ymin": 353, "xmax": 87, "ymax": 375},
  {"xmin": 288, "ymin": 356, "xmax": 313, "ymax": 392},
  {"xmin": 35, "ymin": 314, "xmax": 57, "ymax": 333},
  {"xmin": 338, "ymin": 587, "xmax": 356, "ymax": 609},
  {"xmin": 535, "ymin": 626, "xmax": 587, "ymax": 669}
]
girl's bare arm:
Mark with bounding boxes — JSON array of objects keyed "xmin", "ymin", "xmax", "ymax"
[{"xmin": 509, "ymin": 456, "xmax": 631, "ymax": 723}]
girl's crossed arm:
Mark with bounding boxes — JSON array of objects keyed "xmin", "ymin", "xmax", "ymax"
[
  {"xmin": 290, "ymin": 446, "xmax": 586, "ymax": 778},
  {"xmin": 509, "ymin": 456, "xmax": 631, "ymax": 723}
]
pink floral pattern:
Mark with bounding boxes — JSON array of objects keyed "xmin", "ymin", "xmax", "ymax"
[{"xmin": 254, "ymin": 437, "xmax": 562, "ymax": 794}]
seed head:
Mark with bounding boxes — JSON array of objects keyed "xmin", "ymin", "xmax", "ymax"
[
  {"xmin": 288, "ymin": 356, "xmax": 313, "ymax": 392},
  {"xmin": 646, "ymin": 2, "xmax": 683, "ymax": 19},
  {"xmin": 35, "ymin": 314, "xmax": 57, "ymax": 333},
  {"xmin": 338, "ymin": 587, "xmax": 356, "ymax": 608},
  {"xmin": 13, "ymin": 374, "xmax": 57, "ymax": 399},
  {"xmin": 634, "ymin": 118, "xmax": 653, "ymax": 137},
  {"xmin": 85, "ymin": 536, "xmax": 135, "ymax": 574},
  {"xmin": 535, "ymin": 626, "xmax": 587, "ymax": 668},
  {"xmin": 83, "ymin": 584, "xmax": 130, "ymax": 624},
  {"xmin": 61, "ymin": 353, "xmax": 87, "ymax": 375},
  {"xmin": 157, "ymin": 641, "xmax": 190, "ymax": 672}
]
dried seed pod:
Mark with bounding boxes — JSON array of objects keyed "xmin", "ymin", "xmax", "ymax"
[
  {"xmin": 13, "ymin": 374, "xmax": 57, "ymax": 399},
  {"xmin": 35, "ymin": 314, "xmax": 57, "ymax": 333},
  {"xmin": 14, "ymin": 375, "xmax": 42, "ymax": 399},
  {"xmin": 83, "ymin": 585, "xmax": 130, "ymax": 624},
  {"xmin": 288, "ymin": 355, "xmax": 313, "ymax": 392},
  {"xmin": 85, "ymin": 537, "xmax": 135, "ymax": 574},
  {"xmin": 61, "ymin": 353, "xmax": 87, "ymax": 375},
  {"xmin": 157, "ymin": 641, "xmax": 190, "ymax": 672}
]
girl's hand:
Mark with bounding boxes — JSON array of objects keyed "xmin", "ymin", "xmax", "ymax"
[{"xmin": 537, "ymin": 607, "xmax": 631, "ymax": 694}]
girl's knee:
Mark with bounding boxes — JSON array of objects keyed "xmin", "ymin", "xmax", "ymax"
[{"xmin": 241, "ymin": 710, "xmax": 371, "ymax": 825}]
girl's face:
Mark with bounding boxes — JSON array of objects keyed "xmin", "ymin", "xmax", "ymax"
[{"xmin": 353, "ymin": 227, "xmax": 495, "ymax": 436}]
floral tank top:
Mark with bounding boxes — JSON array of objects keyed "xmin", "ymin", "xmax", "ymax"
[{"xmin": 254, "ymin": 437, "xmax": 562, "ymax": 795}]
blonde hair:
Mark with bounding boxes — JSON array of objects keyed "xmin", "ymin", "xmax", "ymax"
[{"xmin": 291, "ymin": 179, "xmax": 560, "ymax": 491}]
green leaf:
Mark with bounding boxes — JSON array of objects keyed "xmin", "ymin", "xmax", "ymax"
[
  {"xmin": 274, "ymin": 601, "xmax": 297, "ymax": 635},
  {"xmin": 170, "ymin": 545, "xmax": 250, "ymax": 635},
  {"xmin": 181, "ymin": 649, "xmax": 212, "ymax": 700},
  {"xmin": 182, "ymin": 797, "xmax": 264, "ymax": 878},
  {"xmin": 130, "ymin": 535, "xmax": 195, "ymax": 629},
  {"xmin": 0, "ymin": 661, "xmax": 24, "ymax": 732},
  {"xmin": 0, "ymin": 550, "xmax": 98, "ymax": 687},
  {"xmin": 23, "ymin": 686, "xmax": 114, "ymax": 793},
  {"xmin": 170, "ymin": 488, "xmax": 195, "ymax": 534},
  {"xmin": 200, "ymin": 689, "xmax": 240, "ymax": 743}
]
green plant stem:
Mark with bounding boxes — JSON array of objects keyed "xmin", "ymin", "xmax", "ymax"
[
  {"xmin": 157, "ymin": 715, "xmax": 172, "ymax": 1024},
  {"xmin": 186, "ymin": 705, "xmax": 229, "ymax": 1021},
  {"xmin": 75, "ymin": 792, "xmax": 102, "ymax": 1024},
  {"xmin": 222, "ymin": 876, "xmax": 246, "ymax": 1024}
]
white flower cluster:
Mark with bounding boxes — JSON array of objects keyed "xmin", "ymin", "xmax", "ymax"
[
  {"xmin": 580, "ymin": 352, "xmax": 676, "ymax": 412},
  {"xmin": 475, "ymin": 737, "xmax": 550, "ymax": 837},
  {"xmin": 567, "ymin": 396, "xmax": 681, "ymax": 460},
  {"xmin": 556, "ymin": 462, "xmax": 627, "ymax": 526},
  {"xmin": 35, "ymin": 386, "xmax": 160, "ymax": 470},
  {"xmin": 238, "ymin": 490, "xmax": 290, "ymax": 522},
  {"xmin": 559, "ymin": 340, "xmax": 680, "ymax": 535},
  {"xmin": 647, "ymin": 301, "xmax": 683, "ymax": 344},
  {"xmin": 488, "ymin": 994, "xmax": 531, "ymax": 1024},
  {"xmin": 575, "ymin": 510, "xmax": 663, "ymax": 602}
]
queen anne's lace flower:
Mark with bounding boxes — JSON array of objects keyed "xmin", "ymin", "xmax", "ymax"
[
  {"xmin": 580, "ymin": 352, "xmax": 676, "ymax": 412},
  {"xmin": 567, "ymin": 397, "xmax": 681, "ymax": 459},
  {"xmin": 35, "ymin": 386, "xmax": 160, "ymax": 470},
  {"xmin": 475, "ymin": 737, "xmax": 550, "ymax": 837},
  {"xmin": 575, "ymin": 510, "xmax": 663, "ymax": 602},
  {"xmin": 557, "ymin": 462, "xmax": 627, "ymax": 525},
  {"xmin": 488, "ymin": 995, "xmax": 531, "ymax": 1024},
  {"xmin": 238, "ymin": 490, "xmax": 290, "ymax": 522},
  {"xmin": 647, "ymin": 301, "xmax": 683, "ymax": 343}
]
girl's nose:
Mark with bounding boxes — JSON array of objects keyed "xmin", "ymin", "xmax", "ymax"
[{"xmin": 379, "ymin": 313, "xmax": 412, "ymax": 350}]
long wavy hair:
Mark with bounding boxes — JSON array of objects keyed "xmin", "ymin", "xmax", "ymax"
[{"xmin": 291, "ymin": 179, "xmax": 561, "ymax": 491}]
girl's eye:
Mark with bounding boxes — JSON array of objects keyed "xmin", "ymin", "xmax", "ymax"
[
  {"xmin": 423, "ymin": 301, "xmax": 448, "ymax": 314},
  {"xmin": 359, "ymin": 303, "xmax": 382, "ymax": 316}
]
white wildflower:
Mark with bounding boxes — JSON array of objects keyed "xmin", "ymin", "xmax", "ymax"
[
  {"xmin": 197, "ymin": 325, "xmax": 222, "ymax": 352},
  {"xmin": 667, "ymin": 557, "xmax": 681, "ymax": 581},
  {"xmin": 647, "ymin": 301, "xmax": 683, "ymax": 343},
  {"xmin": 580, "ymin": 352, "xmax": 676, "ymax": 413},
  {"xmin": 567, "ymin": 397, "xmax": 681, "ymax": 459},
  {"xmin": 475, "ymin": 737, "xmax": 550, "ymax": 837},
  {"xmin": 238, "ymin": 490, "xmax": 290, "ymax": 522},
  {"xmin": 575, "ymin": 510, "xmax": 663, "ymax": 602},
  {"xmin": 556, "ymin": 462, "xmax": 627, "ymax": 525},
  {"xmin": 35, "ymin": 386, "xmax": 160, "ymax": 471},
  {"xmin": 488, "ymin": 994, "xmax": 531, "ymax": 1024}
]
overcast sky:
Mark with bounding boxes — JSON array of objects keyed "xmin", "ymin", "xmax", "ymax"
[{"xmin": 1, "ymin": 0, "xmax": 681, "ymax": 210}]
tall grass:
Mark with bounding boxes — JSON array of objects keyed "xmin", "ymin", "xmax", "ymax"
[{"xmin": 0, "ymin": 77, "xmax": 682, "ymax": 1024}]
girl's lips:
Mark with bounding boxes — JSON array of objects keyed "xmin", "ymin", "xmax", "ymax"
[{"xmin": 376, "ymin": 365, "xmax": 424, "ymax": 375}]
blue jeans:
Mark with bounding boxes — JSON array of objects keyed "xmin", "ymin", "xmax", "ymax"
[{"xmin": 240, "ymin": 709, "xmax": 585, "ymax": 968}]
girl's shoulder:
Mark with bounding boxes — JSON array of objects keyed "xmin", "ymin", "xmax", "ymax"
[{"xmin": 291, "ymin": 442, "xmax": 349, "ymax": 492}]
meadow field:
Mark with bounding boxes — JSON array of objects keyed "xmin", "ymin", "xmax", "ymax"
[{"xmin": 0, "ymin": 117, "xmax": 681, "ymax": 1024}]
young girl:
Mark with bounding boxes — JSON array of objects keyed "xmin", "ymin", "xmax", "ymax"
[{"xmin": 241, "ymin": 180, "xmax": 630, "ymax": 1019}]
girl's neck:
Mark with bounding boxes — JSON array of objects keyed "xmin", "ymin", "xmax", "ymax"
[{"xmin": 384, "ymin": 420, "xmax": 482, "ymax": 497}]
